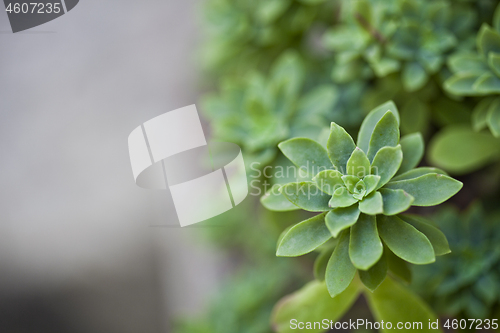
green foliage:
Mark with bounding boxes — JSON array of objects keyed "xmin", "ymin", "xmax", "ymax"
[
  {"xmin": 412, "ymin": 204, "xmax": 500, "ymax": 320},
  {"xmin": 265, "ymin": 102, "xmax": 461, "ymax": 297}
]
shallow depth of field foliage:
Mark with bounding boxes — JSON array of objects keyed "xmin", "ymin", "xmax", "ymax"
[{"xmin": 174, "ymin": 0, "xmax": 500, "ymax": 332}]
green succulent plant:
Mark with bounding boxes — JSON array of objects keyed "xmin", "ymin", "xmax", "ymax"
[
  {"xmin": 262, "ymin": 101, "xmax": 463, "ymax": 297},
  {"xmin": 413, "ymin": 203, "xmax": 500, "ymax": 320},
  {"xmin": 202, "ymin": 51, "xmax": 338, "ymax": 166},
  {"xmin": 323, "ymin": 0, "xmax": 477, "ymax": 92}
]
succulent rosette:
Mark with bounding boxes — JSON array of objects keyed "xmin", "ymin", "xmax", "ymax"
[{"xmin": 261, "ymin": 101, "xmax": 463, "ymax": 297}]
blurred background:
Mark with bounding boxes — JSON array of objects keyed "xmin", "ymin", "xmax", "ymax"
[{"xmin": 0, "ymin": 1, "xmax": 233, "ymax": 332}]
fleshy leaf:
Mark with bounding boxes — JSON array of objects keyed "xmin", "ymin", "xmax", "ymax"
[
  {"xmin": 278, "ymin": 138, "xmax": 332, "ymax": 176},
  {"xmin": 370, "ymin": 145, "xmax": 403, "ymax": 188},
  {"xmin": 271, "ymin": 280, "xmax": 361, "ymax": 333},
  {"xmin": 367, "ymin": 111, "xmax": 400, "ymax": 162},
  {"xmin": 280, "ymin": 182, "xmax": 331, "ymax": 211},
  {"xmin": 472, "ymin": 72, "xmax": 500, "ymax": 94},
  {"xmin": 428, "ymin": 125, "xmax": 500, "ymax": 174},
  {"xmin": 349, "ymin": 214, "xmax": 383, "ymax": 270},
  {"xmin": 392, "ymin": 167, "xmax": 447, "ymax": 182},
  {"xmin": 363, "ymin": 175, "xmax": 381, "ymax": 195},
  {"xmin": 346, "ymin": 147, "xmax": 370, "ymax": 178},
  {"xmin": 277, "ymin": 213, "xmax": 330, "ymax": 257},
  {"xmin": 313, "ymin": 169, "xmax": 344, "ymax": 195},
  {"xmin": 402, "ymin": 61, "xmax": 428, "ymax": 92},
  {"xmin": 341, "ymin": 175, "xmax": 360, "ymax": 193},
  {"xmin": 358, "ymin": 101, "xmax": 400, "ymax": 153},
  {"xmin": 488, "ymin": 52, "xmax": 500, "ymax": 77},
  {"xmin": 261, "ymin": 189, "xmax": 300, "ymax": 211},
  {"xmin": 487, "ymin": 97, "xmax": 500, "ymax": 137},
  {"xmin": 477, "ymin": 24, "xmax": 500, "ymax": 59},
  {"xmin": 448, "ymin": 53, "xmax": 488, "ymax": 75},
  {"xmin": 379, "ymin": 188, "xmax": 414, "ymax": 215},
  {"xmin": 329, "ymin": 186, "xmax": 358, "ymax": 208},
  {"xmin": 364, "ymin": 278, "xmax": 441, "ymax": 333},
  {"xmin": 327, "ymin": 123, "xmax": 356, "ymax": 173},
  {"xmin": 377, "ymin": 215, "xmax": 435, "ymax": 264},
  {"xmin": 325, "ymin": 204, "xmax": 360, "ymax": 238},
  {"xmin": 325, "ymin": 230, "xmax": 357, "ymax": 297},
  {"xmin": 397, "ymin": 133, "xmax": 424, "ymax": 175},
  {"xmin": 385, "ymin": 173, "xmax": 463, "ymax": 206},
  {"xmin": 399, "ymin": 214, "xmax": 450, "ymax": 256},
  {"xmin": 443, "ymin": 73, "xmax": 481, "ymax": 96},
  {"xmin": 314, "ymin": 244, "xmax": 335, "ymax": 281},
  {"xmin": 359, "ymin": 255, "xmax": 388, "ymax": 292},
  {"xmin": 472, "ymin": 97, "xmax": 496, "ymax": 131},
  {"xmin": 359, "ymin": 191, "xmax": 383, "ymax": 215},
  {"xmin": 386, "ymin": 247, "xmax": 411, "ymax": 284}
]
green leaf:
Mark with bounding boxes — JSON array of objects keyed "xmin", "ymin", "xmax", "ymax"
[
  {"xmin": 297, "ymin": 85, "xmax": 338, "ymax": 119},
  {"xmin": 371, "ymin": 145, "xmax": 403, "ymax": 188},
  {"xmin": 327, "ymin": 122, "xmax": 356, "ymax": 173},
  {"xmin": 428, "ymin": 125, "xmax": 500, "ymax": 174},
  {"xmin": 325, "ymin": 205, "xmax": 360, "ymax": 238},
  {"xmin": 399, "ymin": 215, "xmax": 450, "ymax": 256},
  {"xmin": 400, "ymin": 98, "xmax": 429, "ymax": 136},
  {"xmin": 397, "ymin": 133, "xmax": 424, "ymax": 175},
  {"xmin": 359, "ymin": 255, "xmax": 388, "ymax": 292},
  {"xmin": 443, "ymin": 73, "xmax": 481, "ymax": 96},
  {"xmin": 385, "ymin": 247, "xmax": 411, "ymax": 284},
  {"xmin": 385, "ymin": 173, "xmax": 462, "ymax": 206},
  {"xmin": 477, "ymin": 24, "xmax": 500, "ymax": 59},
  {"xmin": 312, "ymin": 169, "xmax": 344, "ymax": 195},
  {"xmin": 272, "ymin": 280, "xmax": 361, "ymax": 333},
  {"xmin": 377, "ymin": 215, "xmax": 435, "ymax": 264},
  {"xmin": 341, "ymin": 175, "xmax": 360, "ymax": 193},
  {"xmin": 314, "ymin": 245, "xmax": 335, "ymax": 281},
  {"xmin": 278, "ymin": 138, "xmax": 332, "ymax": 176},
  {"xmin": 402, "ymin": 61, "xmax": 428, "ymax": 92},
  {"xmin": 358, "ymin": 101, "xmax": 400, "ymax": 153},
  {"xmin": 448, "ymin": 53, "xmax": 488, "ymax": 75},
  {"xmin": 261, "ymin": 189, "xmax": 300, "ymax": 211},
  {"xmin": 363, "ymin": 175, "xmax": 381, "ymax": 195},
  {"xmin": 325, "ymin": 230, "xmax": 357, "ymax": 297},
  {"xmin": 488, "ymin": 52, "xmax": 500, "ymax": 77},
  {"xmin": 379, "ymin": 188, "xmax": 414, "ymax": 215},
  {"xmin": 359, "ymin": 191, "xmax": 383, "ymax": 215},
  {"xmin": 365, "ymin": 278, "xmax": 441, "ymax": 333},
  {"xmin": 392, "ymin": 167, "xmax": 447, "ymax": 181},
  {"xmin": 277, "ymin": 213, "xmax": 330, "ymax": 257},
  {"xmin": 472, "ymin": 72, "xmax": 500, "ymax": 94},
  {"xmin": 487, "ymin": 97, "xmax": 500, "ymax": 137},
  {"xmin": 367, "ymin": 111, "xmax": 400, "ymax": 162},
  {"xmin": 280, "ymin": 182, "xmax": 331, "ymax": 212},
  {"xmin": 472, "ymin": 97, "xmax": 496, "ymax": 131},
  {"xmin": 349, "ymin": 214, "xmax": 383, "ymax": 270},
  {"xmin": 346, "ymin": 147, "xmax": 370, "ymax": 178},
  {"xmin": 329, "ymin": 186, "xmax": 358, "ymax": 208}
]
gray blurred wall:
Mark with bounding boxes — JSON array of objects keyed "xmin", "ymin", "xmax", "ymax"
[{"xmin": 0, "ymin": 1, "xmax": 225, "ymax": 332}]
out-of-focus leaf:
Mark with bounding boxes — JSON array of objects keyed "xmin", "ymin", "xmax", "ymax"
[
  {"xmin": 487, "ymin": 97, "xmax": 500, "ymax": 137},
  {"xmin": 314, "ymin": 244, "xmax": 335, "ymax": 281},
  {"xmin": 277, "ymin": 212, "xmax": 330, "ymax": 257},
  {"xmin": 359, "ymin": 254, "xmax": 388, "ymax": 292},
  {"xmin": 402, "ymin": 62, "xmax": 428, "ymax": 92},
  {"xmin": 472, "ymin": 97, "xmax": 496, "ymax": 131},
  {"xmin": 272, "ymin": 279, "xmax": 361, "ymax": 333},
  {"xmin": 365, "ymin": 278, "xmax": 441, "ymax": 333},
  {"xmin": 444, "ymin": 73, "xmax": 480, "ymax": 95},
  {"xmin": 400, "ymin": 99, "xmax": 429, "ymax": 135},
  {"xmin": 477, "ymin": 24, "xmax": 500, "ymax": 59},
  {"xmin": 386, "ymin": 247, "xmax": 411, "ymax": 284},
  {"xmin": 428, "ymin": 125, "xmax": 500, "ymax": 174}
]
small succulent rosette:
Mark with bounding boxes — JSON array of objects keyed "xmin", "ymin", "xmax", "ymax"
[{"xmin": 261, "ymin": 101, "xmax": 463, "ymax": 297}]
